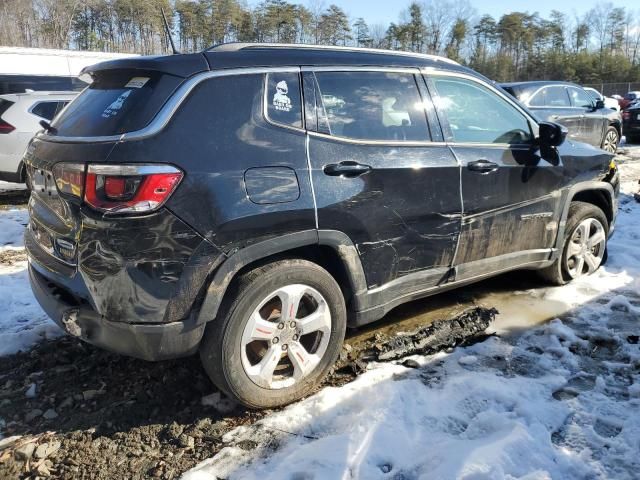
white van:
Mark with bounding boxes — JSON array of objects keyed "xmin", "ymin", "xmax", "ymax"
[{"xmin": 0, "ymin": 47, "xmax": 137, "ymax": 95}]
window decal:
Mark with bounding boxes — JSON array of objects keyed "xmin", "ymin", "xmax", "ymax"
[
  {"xmin": 273, "ymin": 80, "xmax": 292, "ymax": 112},
  {"xmin": 101, "ymin": 90, "xmax": 131, "ymax": 118}
]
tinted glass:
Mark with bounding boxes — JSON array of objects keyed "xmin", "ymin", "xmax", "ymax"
[
  {"xmin": 0, "ymin": 75, "xmax": 86, "ymax": 95},
  {"xmin": 529, "ymin": 86, "xmax": 570, "ymax": 107},
  {"xmin": 51, "ymin": 70, "xmax": 181, "ymax": 137},
  {"xmin": 313, "ymin": 71, "xmax": 430, "ymax": 141},
  {"xmin": 569, "ymin": 87, "xmax": 593, "ymax": 108},
  {"xmin": 31, "ymin": 101, "xmax": 58, "ymax": 120},
  {"xmin": 265, "ymin": 72, "xmax": 302, "ymax": 128},
  {"xmin": 432, "ymin": 76, "xmax": 532, "ymax": 144},
  {"xmin": 0, "ymin": 98, "xmax": 14, "ymax": 118}
]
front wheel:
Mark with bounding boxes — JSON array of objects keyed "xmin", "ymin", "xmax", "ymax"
[
  {"xmin": 539, "ymin": 201, "xmax": 608, "ymax": 285},
  {"xmin": 601, "ymin": 126, "xmax": 619, "ymax": 153},
  {"xmin": 200, "ymin": 259, "xmax": 347, "ymax": 409}
]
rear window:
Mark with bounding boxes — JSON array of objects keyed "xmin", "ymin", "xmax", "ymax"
[{"xmin": 50, "ymin": 70, "xmax": 182, "ymax": 137}]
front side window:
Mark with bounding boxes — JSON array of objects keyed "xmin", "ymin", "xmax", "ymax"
[
  {"xmin": 313, "ymin": 71, "xmax": 430, "ymax": 142},
  {"xmin": 431, "ymin": 76, "xmax": 532, "ymax": 144},
  {"xmin": 265, "ymin": 72, "xmax": 302, "ymax": 128},
  {"xmin": 569, "ymin": 87, "xmax": 594, "ymax": 108}
]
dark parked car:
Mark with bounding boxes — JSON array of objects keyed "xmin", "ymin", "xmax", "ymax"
[
  {"xmin": 500, "ymin": 81, "xmax": 622, "ymax": 153},
  {"xmin": 25, "ymin": 44, "xmax": 619, "ymax": 408},
  {"xmin": 623, "ymin": 103, "xmax": 640, "ymax": 144},
  {"xmin": 620, "ymin": 91, "xmax": 640, "ymax": 110}
]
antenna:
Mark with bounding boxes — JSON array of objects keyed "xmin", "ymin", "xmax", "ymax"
[{"xmin": 161, "ymin": 7, "xmax": 180, "ymax": 55}]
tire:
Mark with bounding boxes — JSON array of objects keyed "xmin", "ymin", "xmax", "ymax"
[
  {"xmin": 199, "ymin": 259, "xmax": 347, "ymax": 409},
  {"xmin": 601, "ymin": 126, "xmax": 619, "ymax": 154},
  {"xmin": 538, "ymin": 201, "xmax": 608, "ymax": 286},
  {"xmin": 626, "ymin": 134, "xmax": 640, "ymax": 145}
]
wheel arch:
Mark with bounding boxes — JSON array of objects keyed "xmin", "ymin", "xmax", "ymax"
[
  {"xmin": 553, "ymin": 182, "xmax": 616, "ymax": 254},
  {"xmin": 196, "ymin": 230, "xmax": 367, "ymax": 325}
]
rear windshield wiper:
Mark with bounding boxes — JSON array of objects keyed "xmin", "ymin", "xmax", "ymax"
[{"xmin": 39, "ymin": 119, "xmax": 57, "ymax": 135}]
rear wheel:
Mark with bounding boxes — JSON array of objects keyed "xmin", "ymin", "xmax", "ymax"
[
  {"xmin": 200, "ymin": 259, "xmax": 346, "ymax": 409},
  {"xmin": 626, "ymin": 134, "xmax": 640, "ymax": 145},
  {"xmin": 539, "ymin": 201, "xmax": 608, "ymax": 285},
  {"xmin": 601, "ymin": 126, "xmax": 619, "ymax": 153}
]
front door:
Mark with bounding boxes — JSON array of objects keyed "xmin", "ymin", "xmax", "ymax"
[
  {"xmin": 528, "ymin": 85, "xmax": 585, "ymax": 143},
  {"xmin": 303, "ymin": 68, "xmax": 462, "ymax": 290},
  {"xmin": 427, "ymin": 73, "xmax": 565, "ymax": 280}
]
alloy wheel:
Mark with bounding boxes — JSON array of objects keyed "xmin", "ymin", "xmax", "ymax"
[
  {"xmin": 602, "ymin": 129, "xmax": 618, "ymax": 153},
  {"xmin": 564, "ymin": 217, "xmax": 606, "ymax": 279},
  {"xmin": 240, "ymin": 284, "xmax": 332, "ymax": 389}
]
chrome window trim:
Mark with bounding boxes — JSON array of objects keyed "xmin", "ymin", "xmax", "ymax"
[
  {"xmin": 423, "ymin": 68, "xmax": 539, "ymax": 146},
  {"xmin": 262, "ymin": 68, "xmax": 306, "ymax": 134},
  {"xmin": 308, "ymin": 130, "xmax": 443, "ymax": 147},
  {"xmin": 38, "ymin": 66, "xmax": 300, "ymax": 144}
]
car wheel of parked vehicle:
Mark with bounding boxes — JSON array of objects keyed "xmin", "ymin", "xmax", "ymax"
[
  {"xmin": 539, "ymin": 201, "xmax": 608, "ymax": 286},
  {"xmin": 199, "ymin": 259, "xmax": 347, "ymax": 409},
  {"xmin": 626, "ymin": 134, "xmax": 640, "ymax": 145},
  {"xmin": 601, "ymin": 126, "xmax": 619, "ymax": 153}
]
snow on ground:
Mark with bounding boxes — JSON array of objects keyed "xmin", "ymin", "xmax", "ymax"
[
  {"xmin": 0, "ymin": 207, "xmax": 61, "ymax": 356},
  {"xmin": 0, "ymin": 181, "xmax": 27, "ymax": 192},
  {"xmin": 185, "ymin": 161, "xmax": 640, "ymax": 480}
]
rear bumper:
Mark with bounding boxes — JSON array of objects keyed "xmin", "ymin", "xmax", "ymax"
[{"xmin": 29, "ymin": 264, "xmax": 206, "ymax": 361}]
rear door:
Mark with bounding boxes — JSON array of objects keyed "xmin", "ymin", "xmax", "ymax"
[
  {"xmin": 303, "ymin": 68, "xmax": 461, "ymax": 290},
  {"xmin": 427, "ymin": 72, "xmax": 565, "ymax": 280},
  {"xmin": 568, "ymin": 86, "xmax": 604, "ymax": 148}
]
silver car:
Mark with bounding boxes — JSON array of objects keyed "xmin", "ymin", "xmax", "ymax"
[{"xmin": 0, "ymin": 91, "xmax": 77, "ymax": 184}]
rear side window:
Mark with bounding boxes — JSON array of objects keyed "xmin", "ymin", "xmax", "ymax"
[
  {"xmin": 529, "ymin": 86, "xmax": 570, "ymax": 107},
  {"xmin": 31, "ymin": 101, "xmax": 57, "ymax": 120},
  {"xmin": 312, "ymin": 71, "xmax": 430, "ymax": 142},
  {"xmin": 265, "ymin": 72, "xmax": 302, "ymax": 128},
  {"xmin": 50, "ymin": 70, "xmax": 182, "ymax": 137}
]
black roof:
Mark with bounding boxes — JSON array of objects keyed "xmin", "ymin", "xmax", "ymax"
[{"xmin": 83, "ymin": 43, "xmax": 472, "ymax": 78}]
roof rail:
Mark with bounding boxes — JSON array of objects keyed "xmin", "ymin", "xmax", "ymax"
[{"xmin": 207, "ymin": 42, "xmax": 459, "ymax": 65}]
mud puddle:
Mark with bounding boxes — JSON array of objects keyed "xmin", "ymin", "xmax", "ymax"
[{"xmin": 346, "ymin": 270, "xmax": 569, "ymax": 353}]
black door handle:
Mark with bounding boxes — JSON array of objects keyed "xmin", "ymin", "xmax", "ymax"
[
  {"xmin": 323, "ymin": 161, "xmax": 372, "ymax": 177},
  {"xmin": 467, "ymin": 159, "xmax": 499, "ymax": 174}
]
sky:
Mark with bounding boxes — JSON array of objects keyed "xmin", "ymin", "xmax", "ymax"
[{"xmin": 248, "ymin": 0, "xmax": 639, "ymax": 26}]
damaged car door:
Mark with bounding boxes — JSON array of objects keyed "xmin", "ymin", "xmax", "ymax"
[
  {"xmin": 303, "ymin": 68, "xmax": 462, "ymax": 289},
  {"xmin": 427, "ymin": 73, "xmax": 564, "ymax": 279}
]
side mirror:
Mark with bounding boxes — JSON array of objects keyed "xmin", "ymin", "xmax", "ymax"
[
  {"xmin": 594, "ymin": 99, "xmax": 605, "ymax": 109},
  {"xmin": 538, "ymin": 121, "xmax": 567, "ymax": 147}
]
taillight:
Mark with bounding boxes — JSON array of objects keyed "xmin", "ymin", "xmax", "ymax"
[
  {"xmin": 84, "ymin": 164, "xmax": 183, "ymax": 214},
  {"xmin": 0, "ymin": 119, "xmax": 15, "ymax": 134},
  {"xmin": 52, "ymin": 163, "xmax": 85, "ymax": 198},
  {"xmin": 622, "ymin": 111, "xmax": 631, "ymax": 120}
]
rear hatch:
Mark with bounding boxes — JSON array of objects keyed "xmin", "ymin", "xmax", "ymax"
[{"xmin": 25, "ymin": 54, "xmax": 209, "ymax": 273}]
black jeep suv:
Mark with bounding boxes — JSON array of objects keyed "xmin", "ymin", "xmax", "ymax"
[{"xmin": 25, "ymin": 44, "xmax": 619, "ymax": 408}]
